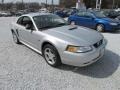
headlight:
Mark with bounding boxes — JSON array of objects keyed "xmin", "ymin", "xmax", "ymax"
[
  {"xmin": 110, "ymin": 23, "xmax": 118, "ymax": 26},
  {"xmin": 66, "ymin": 45, "xmax": 93, "ymax": 53}
]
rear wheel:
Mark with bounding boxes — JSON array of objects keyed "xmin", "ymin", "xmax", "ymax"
[
  {"xmin": 96, "ymin": 24, "xmax": 105, "ymax": 32},
  {"xmin": 43, "ymin": 44, "xmax": 62, "ymax": 67},
  {"xmin": 12, "ymin": 32, "xmax": 21, "ymax": 44}
]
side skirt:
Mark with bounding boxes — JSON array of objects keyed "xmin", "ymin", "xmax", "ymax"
[{"xmin": 20, "ymin": 41, "xmax": 42, "ymax": 55}]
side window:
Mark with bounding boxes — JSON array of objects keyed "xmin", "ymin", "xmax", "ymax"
[
  {"xmin": 17, "ymin": 17, "xmax": 23, "ymax": 25},
  {"xmin": 17, "ymin": 16, "xmax": 35, "ymax": 30},
  {"xmin": 77, "ymin": 12, "xmax": 84, "ymax": 17},
  {"xmin": 84, "ymin": 12, "xmax": 93, "ymax": 18},
  {"xmin": 22, "ymin": 16, "xmax": 32, "ymax": 26}
]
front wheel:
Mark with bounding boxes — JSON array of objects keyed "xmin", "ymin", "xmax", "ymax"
[
  {"xmin": 43, "ymin": 44, "xmax": 62, "ymax": 67},
  {"xmin": 96, "ymin": 24, "xmax": 105, "ymax": 32},
  {"xmin": 70, "ymin": 21, "xmax": 76, "ymax": 25}
]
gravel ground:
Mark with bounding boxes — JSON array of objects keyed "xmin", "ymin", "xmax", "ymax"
[{"xmin": 0, "ymin": 17, "xmax": 120, "ymax": 90}]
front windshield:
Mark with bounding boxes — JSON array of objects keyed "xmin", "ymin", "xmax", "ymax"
[
  {"xmin": 93, "ymin": 11, "xmax": 106, "ymax": 18},
  {"xmin": 33, "ymin": 14, "xmax": 68, "ymax": 30}
]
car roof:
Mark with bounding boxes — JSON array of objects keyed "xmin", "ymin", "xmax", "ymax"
[{"xmin": 22, "ymin": 12, "xmax": 53, "ymax": 17}]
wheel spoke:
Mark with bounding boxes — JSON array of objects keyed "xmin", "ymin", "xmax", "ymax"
[
  {"xmin": 97, "ymin": 25, "xmax": 103, "ymax": 32},
  {"xmin": 50, "ymin": 59, "xmax": 55, "ymax": 64},
  {"xmin": 44, "ymin": 48, "xmax": 56, "ymax": 65},
  {"xmin": 45, "ymin": 51, "xmax": 49, "ymax": 56}
]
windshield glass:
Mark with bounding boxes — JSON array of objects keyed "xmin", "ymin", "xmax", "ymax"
[
  {"xmin": 33, "ymin": 14, "xmax": 68, "ymax": 30},
  {"xmin": 93, "ymin": 11, "xmax": 106, "ymax": 18}
]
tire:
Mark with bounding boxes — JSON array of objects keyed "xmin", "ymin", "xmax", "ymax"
[
  {"xmin": 12, "ymin": 32, "xmax": 21, "ymax": 44},
  {"xmin": 96, "ymin": 24, "xmax": 105, "ymax": 32},
  {"xmin": 70, "ymin": 21, "xmax": 76, "ymax": 25},
  {"xmin": 43, "ymin": 44, "xmax": 62, "ymax": 67}
]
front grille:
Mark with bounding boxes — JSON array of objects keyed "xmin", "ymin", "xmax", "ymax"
[{"xmin": 94, "ymin": 39, "xmax": 103, "ymax": 48}]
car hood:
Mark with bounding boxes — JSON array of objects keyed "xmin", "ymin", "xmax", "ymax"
[
  {"xmin": 101, "ymin": 17, "xmax": 119, "ymax": 23},
  {"xmin": 43, "ymin": 25, "xmax": 103, "ymax": 46}
]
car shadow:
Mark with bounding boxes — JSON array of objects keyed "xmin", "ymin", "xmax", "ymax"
[
  {"xmin": 111, "ymin": 30, "xmax": 120, "ymax": 34},
  {"xmin": 103, "ymin": 30, "xmax": 120, "ymax": 34},
  {"xmin": 58, "ymin": 50, "xmax": 120, "ymax": 78}
]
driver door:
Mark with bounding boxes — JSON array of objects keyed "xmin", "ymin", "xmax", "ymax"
[
  {"xmin": 83, "ymin": 12, "xmax": 96, "ymax": 28},
  {"xmin": 18, "ymin": 16, "xmax": 39, "ymax": 49}
]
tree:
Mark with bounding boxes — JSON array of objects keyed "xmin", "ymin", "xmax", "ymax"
[
  {"xmin": 60, "ymin": 0, "xmax": 76, "ymax": 8},
  {"xmin": 60, "ymin": 0, "xmax": 120, "ymax": 9},
  {"xmin": 84, "ymin": 0, "xmax": 96, "ymax": 8}
]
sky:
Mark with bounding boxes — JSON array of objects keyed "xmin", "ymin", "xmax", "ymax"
[{"xmin": 4, "ymin": 0, "xmax": 59, "ymax": 4}]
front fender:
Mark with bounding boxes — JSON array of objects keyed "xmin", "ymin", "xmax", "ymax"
[{"xmin": 41, "ymin": 36, "xmax": 68, "ymax": 56}]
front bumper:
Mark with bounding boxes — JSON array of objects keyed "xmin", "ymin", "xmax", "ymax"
[
  {"xmin": 111, "ymin": 25, "xmax": 120, "ymax": 30},
  {"xmin": 61, "ymin": 39, "xmax": 107, "ymax": 67},
  {"xmin": 107, "ymin": 24, "xmax": 120, "ymax": 31}
]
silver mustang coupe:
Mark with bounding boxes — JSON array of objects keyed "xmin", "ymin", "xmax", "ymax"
[{"xmin": 11, "ymin": 13, "xmax": 107, "ymax": 67}]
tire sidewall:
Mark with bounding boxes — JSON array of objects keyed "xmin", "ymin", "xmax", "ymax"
[
  {"xmin": 12, "ymin": 32, "xmax": 19, "ymax": 44},
  {"xmin": 43, "ymin": 44, "xmax": 61, "ymax": 67},
  {"xmin": 96, "ymin": 24, "xmax": 105, "ymax": 32},
  {"xmin": 12, "ymin": 32, "xmax": 22, "ymax": 44}
]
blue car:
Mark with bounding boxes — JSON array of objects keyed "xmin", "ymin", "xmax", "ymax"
[{"xmin": 68, "ymin": 11, "xmax": 120, "ymax": 32}]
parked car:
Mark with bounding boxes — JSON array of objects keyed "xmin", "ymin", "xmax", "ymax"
[
  {"xmin": 101, "ymin": 9, "xmax": 119, "ymax": 19},
  {"xmin": 116, "ymin": 16, "xmax": 120, "ymax": 21},
  {"xmin": 11, "ymin": 13, "xmax": 107, "ymax": 67},
  {"xmin": 39, "ymin": 8, "xmax": 49, "ymax": 13},
  {"xmin": 115, "ymin": 8, "xmax": 120, "ymax": 12},
  {"xmin": 68, "ymin": 11, "xmax": 120, "ymax": 32},
  {"xmin": 0, "ymin": 12, "xmax": 12, "ymax": 17},
  {"xmin": 15, "ymin": 11, "xmax": 25, "ymax": 16},
  {"xmin": 54, "ymin": 10, "xmax": 68, "ymax": 18}
]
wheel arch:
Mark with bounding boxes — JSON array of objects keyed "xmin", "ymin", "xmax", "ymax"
[
  {"xmin": 11, "ymin": 29, "xmax": 19, "ymax": 37},
  {"xmin": 42, "ymin": 41, "xmax": 62, "ymax": 67},
  {"xmin": 41, "ymin": 41, "xmax": 57, "ymax": 54},
  {"xmin": 96, "ymin": 23, "xmax": 106, "ymax": 30}
]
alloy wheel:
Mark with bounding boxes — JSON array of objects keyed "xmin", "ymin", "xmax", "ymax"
[
  {"xmin": 96, "ymin": 24, "xmax": 104, "ymax": 32},
  {"xmin": 44, "ymin": 48, "xmax": 56, "ymax": 65}
]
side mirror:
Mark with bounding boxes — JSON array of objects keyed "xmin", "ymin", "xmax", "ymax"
[{"xmin": 25, "ymin": 24, "xmax": 32, "ymax": 30}]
